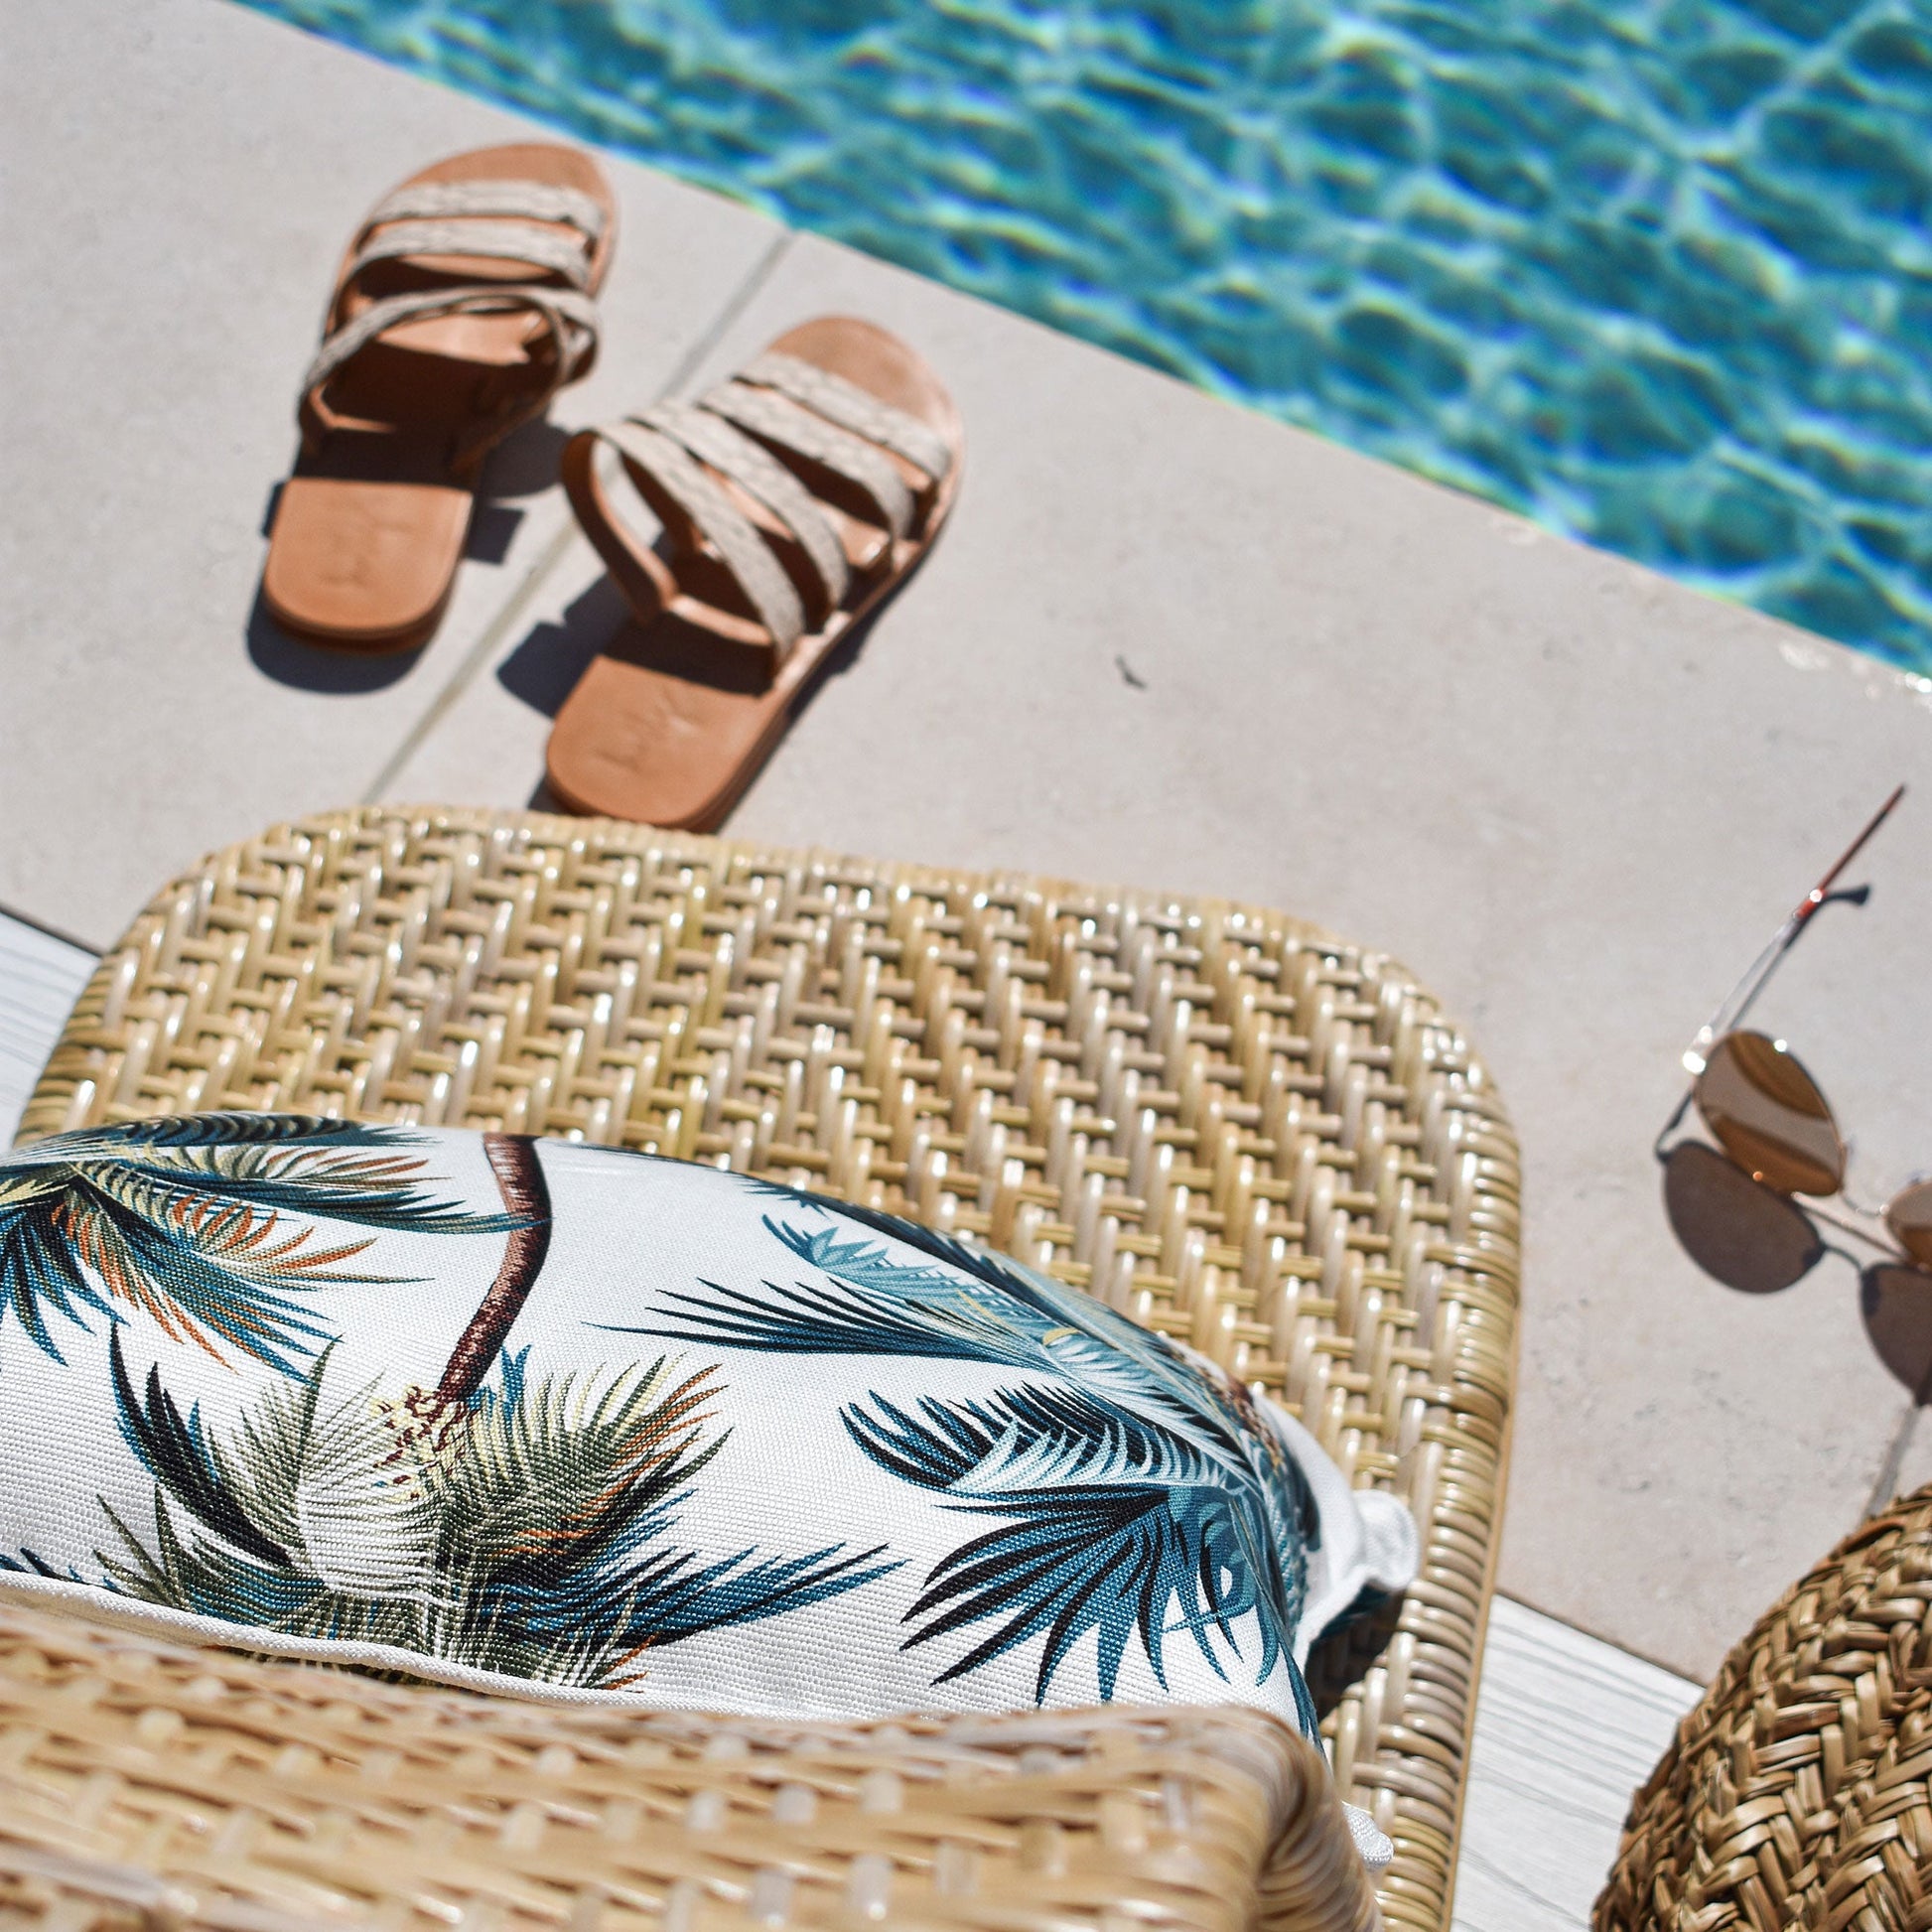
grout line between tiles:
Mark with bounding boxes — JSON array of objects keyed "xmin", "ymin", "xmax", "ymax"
[
  {"xmin": 358, "ymin": 225, "xmax": 799, "ymax": 807},
  {"xmin": 1863, "ymin": 1400, "xmax": 1921, "ymax": 1521},
  {"xmin": 652, "ymin": 225, "xmax": 797, "ymax": 398},
  {"xmin": 358, "ymin": 511, "xmax": 580, "ymax": 806}
]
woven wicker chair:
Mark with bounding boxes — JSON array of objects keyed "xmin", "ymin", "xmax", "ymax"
[
  {"xmin": 1595, "ymin": 1480, "xmax": 1932, "ymax": 1932},
  {"xmin": 7, "ymin": 806, "xmax": 1523, "ymax": 1932}
]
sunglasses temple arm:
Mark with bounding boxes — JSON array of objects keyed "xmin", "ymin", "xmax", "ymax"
[
  {"xmin": 1680, "ymin": 926, "xmax": 1802, "ymax": 1075},
  {"xmin": 1679, "ymin": 783, "xmax": 1906, "ymax": 1076},
  {"xmin": 1664, "ymin": 927, "xmax": 1794, "ymax": 1148}
]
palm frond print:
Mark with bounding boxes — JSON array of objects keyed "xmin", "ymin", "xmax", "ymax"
[
  {"xmin": 611, "ymin": 1202, "xmax": 1320, "ymax": 1720},
  {"xmin": 0, "ymin": 1115, "xmax": 514, "ymax": 1373},
  {"xmin": 98, "ymin": 1329, "xmax": 895, "ymax": 1691},
  {"xmin": 634, "ymin": 1208, "xmax": 1271, "ymax": 1457},
  {"xmin": 847, "ymin": 1383, "xmax": 1308, "ymax": 1721}
]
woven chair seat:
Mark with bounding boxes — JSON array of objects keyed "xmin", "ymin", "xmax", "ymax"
[
  {"xmin": 1595, "ymin": 1481, "xmax": 1932, "ymax": 1932},
  {"xmin": 10, "ymin": 807, "xmax": 1523, "ymax": 1932}
]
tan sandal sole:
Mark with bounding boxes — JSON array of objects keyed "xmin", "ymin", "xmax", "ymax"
[{"xmin": 262, "ymin": 143, "xmax": 616, "ymax": 653}]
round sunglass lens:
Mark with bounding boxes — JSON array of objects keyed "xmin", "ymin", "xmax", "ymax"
[
  {"xmin": 1694, "ymin": 1032, "xmax": 1846, "ymax": 1197},
  {"xmin": 1663, "ymin": 1141, "xmax": 1825, "ymax": 1294},
  {"xmin": 1885, "ymin": 1181, "xmax": 1932, "ymax": 1271}
]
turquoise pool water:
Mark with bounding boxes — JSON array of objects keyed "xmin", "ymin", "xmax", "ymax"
[{"xmin": 245, "ymin": 0, "xmax": 1932, "ymax": 671}]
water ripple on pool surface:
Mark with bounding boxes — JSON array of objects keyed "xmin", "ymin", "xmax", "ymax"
[{"xmin": 247, "ymin": 0, "xmax": 1932, "ymax": 671}]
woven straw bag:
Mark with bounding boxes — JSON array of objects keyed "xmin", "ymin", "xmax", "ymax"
[
  {"xmin": 1595, "ymin": 1482, "xmax": 1932, "ymax": 1930},
  {"xmin": 5, "ymin": 807, "xmax": 1523, "ymax": 1931}
]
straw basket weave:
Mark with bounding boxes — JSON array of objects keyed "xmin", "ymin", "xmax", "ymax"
[
  {"xmin": 1594, "ymin": 1481, "xmax": 1932, "ymax": 1932},
  {"xmin": 11, "ymin": 806, "xmax": 1522, "ymax": 1932}
]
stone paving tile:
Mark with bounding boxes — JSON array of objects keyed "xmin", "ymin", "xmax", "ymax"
[
  {"xmin": 386, "ymin": 231, "xmax": 1932, "ymax": 1678},
  {"xmin": 0, "ymin": 0, "xmax": 778, "ymax": 946}
]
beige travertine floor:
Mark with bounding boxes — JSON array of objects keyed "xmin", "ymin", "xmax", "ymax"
[{"xmin": 6, "ymin": 0, "xmax": 1932, "ymax": 1681}]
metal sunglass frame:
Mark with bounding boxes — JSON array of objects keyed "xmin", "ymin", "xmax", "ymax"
[{"xmin": 1653, "ymin": 782, "xmax": 1920, "ymax": 1270}]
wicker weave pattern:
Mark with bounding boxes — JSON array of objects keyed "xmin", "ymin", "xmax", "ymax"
[
  {"xmin": 1594, "ymin": 1482, "xmax": 1932, "ymax": 1931},
  {"xmin": 17, "ymin": 807, "xmax": 1522, "ymax": 1932},
  {"xmin": 0, "ymin": 1595, "xmax": 1377, "ymax": 1932}
]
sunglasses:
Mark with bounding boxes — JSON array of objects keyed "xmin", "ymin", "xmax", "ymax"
[{"xmin": 1656, "ymin": 784, "xmax": 1932, "ymax": 1394}]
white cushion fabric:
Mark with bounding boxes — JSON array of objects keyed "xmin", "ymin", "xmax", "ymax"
[{"xmin": 0, "ymin": 1116, "xmax": 1417, "ymax": 1747}]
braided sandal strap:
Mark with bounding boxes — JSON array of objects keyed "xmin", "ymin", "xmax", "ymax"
[
  {"xmin": 569, "ymin": 341, "xmax": 949, "ymax": 666},
  {"xmin": 702, "ymin": 381, "xmax": 915, "ymax": 540},
  {"xmin": 345, "ymin": 218, "xmax": 596, "ymax": 292},
  {"xmin": 642, "ymin": 400, "xmax": 851, "ymax": 614},
  {"xmin": 303, "ymin": 284, "xmax": 602, "ymax": 464},
  {"xmin": 365, "ymin": 177, "xmax": 610, "ymax": 241},
  {"xmin": 742, "ymin": 351, "xmax": 954, "ymax": 483},
  {"xmin": 595, "ymin": 420, "xmax": 808, "ymax": 657}
]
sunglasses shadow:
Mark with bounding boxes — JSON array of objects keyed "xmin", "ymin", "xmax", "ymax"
[
  {"xmin": 1664, "ymin": 1144, "xmax": 1932, "ymax": 1398},
  {"xmin": 1863, "ymin": 1265, "xmax": 1932, "ymax": 1403},
  {"xmin": 1662, "ymin": 1143, "xmax": 1823, "ymax": 1296}
]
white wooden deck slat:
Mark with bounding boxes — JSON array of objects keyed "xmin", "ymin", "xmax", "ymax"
[
  {"xmin": 0, "ymin": 909, "xmax": 95, "ymax": 1143},
  {"xmin": 1453, "ymin": 1596, "xmax": 1701, "ymax": 1932}
]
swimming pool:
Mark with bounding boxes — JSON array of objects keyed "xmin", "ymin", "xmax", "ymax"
[{"xmin": 244, "ymin": 0, "xmax": 1932, "ymax": 672}]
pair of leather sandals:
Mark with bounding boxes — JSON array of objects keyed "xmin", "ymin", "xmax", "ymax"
[{"xmin": 261, "ymin": 143, "xmax": 963, "ymax": 831}]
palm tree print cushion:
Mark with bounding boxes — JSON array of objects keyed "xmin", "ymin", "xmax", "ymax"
[{"xmin": 0, "ymin": 1115, "xmax": 1417, "ymax": 1734}]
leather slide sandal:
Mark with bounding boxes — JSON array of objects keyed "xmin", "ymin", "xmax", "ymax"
[
  {"xmin": 261, "ymin": 144, "xmax": 617, "ymax": 651},
  {"xmin": 546, "ymin": 317, "xmax": 962, "ymax": 827}
]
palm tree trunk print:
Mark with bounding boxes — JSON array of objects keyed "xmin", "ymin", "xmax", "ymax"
[{"xmin": 436, "ymin": 1133, "xmax": 553, "ymax": 1404}]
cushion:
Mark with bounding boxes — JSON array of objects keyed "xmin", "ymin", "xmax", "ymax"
[{"xmin": 0, "ymin": 1116, "xmax": 1417, "ymax": 1741}]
